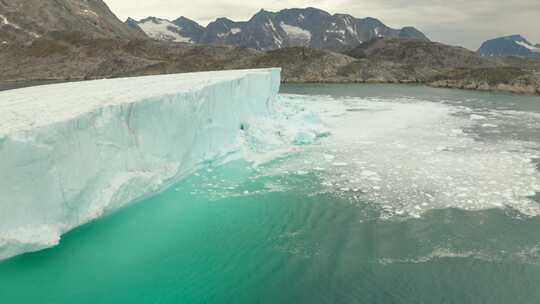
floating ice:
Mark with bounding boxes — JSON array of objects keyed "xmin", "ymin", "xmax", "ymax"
[
  {"xmin": 470, "ymin": 114, "xmax": 487, "ymax": 120},
  {"xmin": 264, "ymin": 94, "xmax": 540, "ymax": 219}
]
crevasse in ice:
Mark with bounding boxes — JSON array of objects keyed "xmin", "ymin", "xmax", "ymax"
[{"xmin": 0, "ymin": 69, "xmax": 293, "ymax": 260}]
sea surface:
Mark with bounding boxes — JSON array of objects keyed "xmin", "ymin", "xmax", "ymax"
[{"xmin": 1, "ymin": 84, "xmax": 540, "ymax": 303}]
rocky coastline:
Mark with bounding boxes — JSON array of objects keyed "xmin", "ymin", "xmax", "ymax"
[{"xmin": 1, "ymin": 37, "xmax": 539, "ymax": 96}]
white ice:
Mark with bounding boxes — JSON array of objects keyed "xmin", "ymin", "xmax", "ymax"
[
  {"xmin": 265, "ymin": 94, "xmax": 540, "ymax": 219},
  {"xmin": 0, "ymin": 69, "xmax": 281, "ymax": 260}
]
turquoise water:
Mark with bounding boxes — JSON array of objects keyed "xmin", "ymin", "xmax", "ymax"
[{"xmin": 1, "ymin": 84, "xmax": 540, "ymax": 303}]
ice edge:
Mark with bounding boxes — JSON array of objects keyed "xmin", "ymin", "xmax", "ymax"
[{"xmin": 0, "ymin": 68, "xmax": 281, "ymax": 260}]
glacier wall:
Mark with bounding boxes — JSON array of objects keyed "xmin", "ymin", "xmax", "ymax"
[{"xmin": 0, "ymin": 69, "xmax": 281, "ymax": 260}]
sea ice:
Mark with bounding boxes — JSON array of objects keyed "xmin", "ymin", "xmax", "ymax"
[{"xmin": 265, "ymin": 94, "xmax": 540, "ymax": 219}]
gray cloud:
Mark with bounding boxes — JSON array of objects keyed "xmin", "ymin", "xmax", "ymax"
[{"xmin": 105, "ymin": 0, "xmax": 540, "ymax": 50}]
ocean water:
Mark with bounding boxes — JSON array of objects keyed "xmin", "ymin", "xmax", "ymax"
[{"xmin": 1, "ymin": 84, "xmax": 540, "ymax": 303}]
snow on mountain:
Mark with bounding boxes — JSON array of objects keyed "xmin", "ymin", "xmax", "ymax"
[
  {"xmin": 0, "ymin": 13, "xmax": 41, "ymax": 41},
  {"xmin": 0, "ymin": 14, "xmax": 12, "ymax": 27},
  {"xmin": 127, "ymin": 7, "xmax": 429, "ymax": 51},
  {"xmin": 516, "ymin": 40, "xmax": 534, "ymax": 50},
  {"xmin": 478, "ymin": 35, "xmax": 540, "ymax": 57},
  {"xmin": 137, "ymin": 17, "xmax": 192, "ymax": 42},
  {"xmin": 0, "ymin": 68, "xmax": 283, "ymax": 260},
  {"xmin": 280, "ymin": 22, "xmax": 312, "ymax": 45},
  {"xmin": 515, "ymin": 40, "xmax": 540, "ymax": 52}
]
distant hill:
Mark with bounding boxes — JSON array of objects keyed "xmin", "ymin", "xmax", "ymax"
[
  {"xmin": 478, "ymin": 35, "xmax": 540, "ymax": 58},
  {"xmin": 126, "ymin": 7, "xmax": 429, "ymax": 51},
  {"xmin": 339, "ymin": 38, "xmax": 540, "ymax": 94}
]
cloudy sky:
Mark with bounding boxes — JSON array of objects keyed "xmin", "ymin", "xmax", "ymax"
[{"xmin": 105, "ymin": 0, "xmax": 540, "ymax": 50}]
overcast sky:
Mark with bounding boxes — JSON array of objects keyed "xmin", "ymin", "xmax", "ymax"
[{"xmin": 105, "ymin": 0, "xmax": 540, "ymax": 50}]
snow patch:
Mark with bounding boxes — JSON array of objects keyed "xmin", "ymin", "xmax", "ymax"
[
  {"xmin": 79, "ymin": 9, "xmax": 99, "ymax": 18},
  {"xmin": 0, "ymin": 14, "xmax": 39, "ymax": 38},
  {"xmin": 327, "ymin": 29, "xmax": 345, "ymax": 36},
  {"xmin": 280, "ymin": 22, "xmax": 312, "ymax": 45},
  {"xmin": 516, "ymin": 40, "xmax": 540, "ymax": 52},
  {"xmin": 0, "ymin": 15, "xmax": 7, "ymax": 25},
  {"xmin": 138, "ymin": 18, "xmax": 192, "ymax": 43},
  {"xmin": 266, "ymin": 20, "xmax": 278, "ymax": 33},
  {"xmin": 0, "ymin": 14, "xmax": 20, "ymax": 29}
]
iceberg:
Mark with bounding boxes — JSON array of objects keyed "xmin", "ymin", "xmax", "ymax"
[{"xmin": 0, "ymin": 68, "xmax": 281, "ymax": 260}]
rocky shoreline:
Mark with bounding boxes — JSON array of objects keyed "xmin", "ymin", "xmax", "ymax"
[
  {"xmin": 429, "ymin": 80, "xmax": 540, "ymax": 95},
  {"xmin": 1, "ymin": 36, "xmax": 539, "ymax": 96}
]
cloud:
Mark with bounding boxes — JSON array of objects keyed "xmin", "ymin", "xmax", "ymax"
[{"xmin": 104, "ymin": 0, "xmax": 540, "ymax": 50}]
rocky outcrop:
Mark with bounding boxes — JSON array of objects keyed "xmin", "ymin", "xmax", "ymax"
[
  {"xmin": 336, "ymin": 38, "xmax": 540, "ymax": 95},
  {"xmin": 0, "ymin": 0, "xmax": 145, "ymax": 45},
  {"xmin": 238, "ymin": 47, "xmax": 356, "ymax": 82},
  {"xmin": 429, "ymin": 68, "xmax": 540, "ymax": 94}
]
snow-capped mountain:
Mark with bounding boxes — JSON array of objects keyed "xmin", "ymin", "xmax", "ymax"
[
  {"xmin": 130, "ymin": 16, "xmax": 204, "ymax": 43},
  {"xmin": 127, "ymin": 7, "xmax": 429, "ymax": 50},
  {"xmin": 478, "ymin": 35, "xmax": 540, "ymax": 57}
]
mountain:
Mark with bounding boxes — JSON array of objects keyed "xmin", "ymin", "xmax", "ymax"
[
  {"xmin": 173, "ymin": 17, "xmax": 206, "ymax": 42},
  {"xmin": 478, "ymin": 35, "xmax": 540, "ymax": 58},
  {"xmin": 238, "ymin": 47, "xmax": 356, "ymax": 82},
  {"xmin": 131, "ymin": 16, "xmax": 203, "ymax": 43},
  {"xmin": 0, "ymin": 0, "xmax": 145, "ymax": 44},
  {"xmin": 126, "ymin": 7, "xmax": 429, "ymax": 51},
  {"xmin": 347, "ymin": 38, "xmax": 490, "ymax": 70}
]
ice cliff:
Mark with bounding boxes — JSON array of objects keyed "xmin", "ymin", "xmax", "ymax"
[{"xmin": 0, "ymin": 69, "xmax": 281, "ymax": 260}]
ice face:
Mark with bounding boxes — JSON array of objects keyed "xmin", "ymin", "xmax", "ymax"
[{"xmin": 0, "ymin": 69, "xmax": 281, "ymax": 260}]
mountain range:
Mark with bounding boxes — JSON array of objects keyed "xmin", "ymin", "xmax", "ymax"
[
  {"xmin": 478, "ymin": 35, "xmax": 540, "ymax": 58},
  {"xmin": 126, "ymin": 8, "xmax": 429, "ymax": 51}
]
